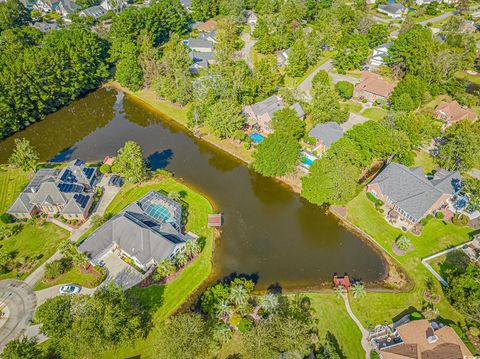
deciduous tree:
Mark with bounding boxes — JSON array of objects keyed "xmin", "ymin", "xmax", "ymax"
[
  {"xmin": 272, "ymin": 108, "xmax": 305, "ymax": 140},
  {"xmin": 334, "ymin": 33, "xmax": 369, "ymax": 73},
  {"xmin": 252, "ymin": 133, "xmax": 300, "ymax": 177},
  {"xmin": 112, "ymin": 141, "xmax": 148, "ymax": 183},
  {"xmin": 8, "ymin": 138, "xmax": 39, "ymax": 173}
]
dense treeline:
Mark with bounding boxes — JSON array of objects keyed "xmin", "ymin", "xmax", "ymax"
[{"xmin": 0, "ymin": 25, "xmax": 109, "ymax": 137}]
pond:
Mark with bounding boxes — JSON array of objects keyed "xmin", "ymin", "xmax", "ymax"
[{"xmin": 0, "ymin": 88, "xmax": 387, "ymax": 290}]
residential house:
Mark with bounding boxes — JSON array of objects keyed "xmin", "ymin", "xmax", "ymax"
[
  {"xmin": 370, "ymin": 42, "xmax": 393, "ymax": 66},
  {"xmin": 308, "ymin": 122, "xmax": 344, "ymax": 154},
  {"xmin": 244, "ymin": 10, "xmax": 258, "ymax": 30},
  {"xmin": 366, "ymin": 162, "xmax": 461, "ymax": 226},
  {"xmin": 243, "ymin": 95, "xmax": 305, "ymax": 133},
  {"xmin": 8, "ymin": 160, "xmax": 98, "ymax": 221},
  {"xmin": 378, "ymin": 3, "xmax": 407, "ymax": 19},
  {"xmin": 415, "ymin": 0, "xmax": 440, "ymax": 6},
  {"xmin": 100, "ymin": 0, "xmax": 127, "ymax": 12},
  {"xmin": 186, "ymin": 31, "xmax": 216, "ymax": 73},
  {"xmin": 354, "ymin": 72, "xmax": 395, "ymax": 103},
  {"xmin": 179, "ymin": 0, "xmax": 191, "ymax": 10},
  {"xmin": 192, "ymin": 19, "xmax": 217, "ymax": 32},
  {"xmin": 32, "ymin": 21, "xmax": 60, "ymax": 32},
  {"xmin": 462, "ymin": 20, "xmax": 477, "ymax": 33},
  {"xmin": 370, "ymin": 319, "xmax": 471, "ymax": 358},
  {"xmin": 277, "ymin": 48, "xmax": 291, "ymax": 67},
  {"xmin": 79, "ymin": 5, "xmax": 106, "ymax": 18},
  {"xmin": 434, "ymin": 100, "xmax": 478, "ymax": 124},
  {"xmin": 58, "ymin": 0, "xmax": 80, "ymax": 17},
  {"xmin": 78, "ymin": 191, "xmax": 193, "ymax": 271}
]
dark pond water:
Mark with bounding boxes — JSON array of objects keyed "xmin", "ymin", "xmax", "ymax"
[{"xmin": 0, "ymin": 88, "xmax": 387, "ymax": 290}]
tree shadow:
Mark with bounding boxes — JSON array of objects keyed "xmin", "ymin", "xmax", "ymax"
[
  {"xmin": 391, "ymin": 306, "xmax": 419, "ymax": 323},
  {"xmin": 267, "ymin": 282, "xmax": 283, "ymax": 294},
  {"xmin": 49, "ymin": 146, "xmax": 77, "ymax": 162},
  {"xmin": 128, "ymin": 284, "xmax": 165, "ymax": 334},
  {"xmin": 148, "ymin": 149, "xmax": 174, "ymax": 170},
  {"xmin": 220, "ymin": 272, "xmax": 260, "ymax": 286},
  {"xmin": 440, "ymin": 250, "xmax": 470, "ymax": 276}
]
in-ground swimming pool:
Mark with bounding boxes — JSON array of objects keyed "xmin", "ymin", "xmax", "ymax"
[
  {"xmin": 144, "ymin": 203, "xmax": 172, "ymax": 222},
  {"xmin": 250, "ymin": 133, "xmax": 265, "ymax": 143},
  {"xmin": 300, "ymin": 151, "xmax": 317, "ymax": 167}
]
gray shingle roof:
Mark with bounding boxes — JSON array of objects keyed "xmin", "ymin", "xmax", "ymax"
[
  {"xmin": 78, "ymin": 191, "xmax": 187, "ymax": 268},
  {"xmin": 289, "ymin": 102, "xmax": 305, "ymax": 119},
  {"xmin": 7, "ymin": 160, "xmax": 97, "ymax": 217},
  {"xmin": 309, "ymin": 122, "xmax": 344, "ymax": 148},
  {"xmin": 250, "ymin": 95, "xmax": 284, "ymax": 118},
  {"xmin": 188, "ymin": 38, "xmax": 213, "ymax": 50},
  {"xmin": 378, "ymin": 3, "xmax": 406, "ymax": 14},
  {"xmin": 370, "ymin": 162, "xmax": 461, "ymax": 222},
  {"xmin": 80, "ymin": 5, "xmax": 106, "ymax": 18}
]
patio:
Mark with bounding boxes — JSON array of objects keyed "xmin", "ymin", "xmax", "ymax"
[{"xmin": 101, "ymin": 251, "xmax": 144, "ymax": 290}]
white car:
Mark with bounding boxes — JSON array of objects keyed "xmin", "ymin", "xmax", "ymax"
[{"xmin": 59, "ymin": 284, "xmax": 81, "ymax": 295}]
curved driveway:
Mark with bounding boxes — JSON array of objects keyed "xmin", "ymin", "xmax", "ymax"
[{"xmin": 0, "ymin": 280, "xmax": 36, "ymax": 351}]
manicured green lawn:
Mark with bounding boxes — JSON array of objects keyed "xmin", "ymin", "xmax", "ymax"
[
  {"xmin": 33, "ymin": 265, "xmax": 104, "ymax": 290},
  {"xmin": 413, "ymin": 150, "xmax": 437, "ymax": 174},
  {"xmin": 309, "ymin": 293, "xmax": 365, "ymax": 358},
  {"xmin": 345, "ymin": 193, "xmax": 471, "ymax": 327},
  {"xmin": 0, "ymin": 166, "xmax": 29, "ymax": 213},
  {"xmin": 102, "ymin": 176, "xmax": 214, "ymax": 358},
  {"xmin": 346, "ymin": 101, "xmax": 363, "ymax": 114},
  {"xmin": 361, "ymin": 107, "xmax": 388, "ymax": 121},
  {"xmin": 0, "ymin": 223, "xmax": 69, "ymax": 280}
]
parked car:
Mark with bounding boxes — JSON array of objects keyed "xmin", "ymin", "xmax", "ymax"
[
  {"xmin": 59, "ymin": 284, "xmax": 81, "ymax": 295},
  {"xmin": 108, "ymin": 175, "xmax": 118, "ymax": 186}
]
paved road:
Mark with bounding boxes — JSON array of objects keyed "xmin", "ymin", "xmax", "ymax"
[
  {"xmin": 341, "ymin": 112, "xmax": 370, "ymax": 132},
  {"xmin": 0, "ymin": 280, "xmax": 36, "ymax": 351},
  {"xmin": 297, "ymin": 60, "xmax": 362, "ymax": 100},
  {"xmin": 237, "ymin": 31, "xmax": 256, "ymax": 69}
]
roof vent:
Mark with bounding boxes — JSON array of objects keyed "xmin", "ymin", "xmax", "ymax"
[{"xmin": 427, "ymin": 335, "xmax": 438, "ymax": 344}]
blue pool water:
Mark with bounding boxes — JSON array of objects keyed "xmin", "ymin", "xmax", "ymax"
[
  {"xmin": 302, "ymin": 156, "xmax": 314, "ymax": 166},
  {"xmin": 145, "ymin": 203, "xmax": 171, "ymax": 222},
  {"xmin": 250, "ymin": 133, "xmax": 265, "ymax": 143}
]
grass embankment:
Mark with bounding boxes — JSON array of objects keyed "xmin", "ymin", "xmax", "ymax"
[
  {"xmin": 108, "ymin": 82, "xmax": 254, "ymax": 163},
  {"xmin": 345, "ymin": 193, "xmax": 472, "ymax": 327},
  {"xmin": 102, "ymin": 176, "xmax": 214, "ymax": 359},
  {"xmin": 0, "ymin": 166, "xmax": 29, "ymax": 212},
  {"xmin": 0, "ymin": 166, "xmax": 70, "ymax": 280},
  {"xmin": 33, "ymin": 265, "xmax": 104, "ymax": 291}
]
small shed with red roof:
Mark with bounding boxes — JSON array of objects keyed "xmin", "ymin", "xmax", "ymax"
[{"xmin": 333, "ymin": 274, "xmax": 351, "ymax": 290}]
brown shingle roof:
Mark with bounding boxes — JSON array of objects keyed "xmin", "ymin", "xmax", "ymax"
[
  {"xmin": 435, "ymin": 100, "xmax": 478, "ymax": 123},
  {"xmin": 355, "ymin": 72, "xmax": 395, "ymax": 98},
  {"xmin": 380, "ymin": 320, "xmax": 471, "ymax": 359}
]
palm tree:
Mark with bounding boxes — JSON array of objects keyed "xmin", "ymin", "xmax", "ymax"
[
  {"xmin": 168, "ymin": 190, "xmax": 181, "ymax": 202},
  {"xmin": 351, "ymin": 282, "xmax": 366, "ymax": 299},
  {"xmin": 260, "ymin": 293, "xmax": 279, "ymax": 313},
  {"xmin": 212, "ymin": 322, "xmax": 232, "ymax": 344},
  {"xmin": 396, "ymin": 235, "xmax": 412, "ymax": 251},
  {"xmin": 216, "ymin": 300, "xmax": 233, "ymax": 320},
  {"xmin": 184, "ymin": 240, "xmax": 200, "ymax": 259},
  {"xmin": 334, "ymin": 285, "xmax": 345, "ymax": 299},
  {"xmin": 229, "ymin": 285, "xmax": 249, "ymax": 307},
  {"xmin": 174, "ymin": 251, "xmax": 188, "ymax": 269}
]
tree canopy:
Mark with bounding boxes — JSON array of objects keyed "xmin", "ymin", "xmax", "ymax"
[
  {"xmin": 271, "ymin": 108, "xmax": 305, "ymax": 140},
  {"xmin": 8, "ymin": 138, "xmax": 39, "ymax": 173},
  {"xmin": 252, "ymin": 133, "xmax": 300, "ymax": 177},
  {"xmin": 112, "ymin": 141, "xmax": 148, "ymax": 183}
]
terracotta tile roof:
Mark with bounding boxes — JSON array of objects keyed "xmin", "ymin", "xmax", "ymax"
[
  {"xmin": 380, "ymin": 320, "xmax": 471, "ymax": 359},
  {"xmin": 355, "ymin": 72, "xmax": 395, "ymax": 98},
  {"xmin": 193, "ymin": 19, "xmax": 217, "ymax": 32},
  {"xmin": 435, "ymin": 100, "xmax": 478, "ymax": 123}
]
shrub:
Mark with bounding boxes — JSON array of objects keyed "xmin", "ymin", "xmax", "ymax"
[
  {"xmin": 409, "ymin": 311, "xmax": 422, "ymax": 320},
  {"xmin": 232, "ymin": 130, "xmax": 246, "ymax": 142},
  {"xmin": 99, "ymin": 164, "xmax": 111, "ymax": 174},
  {"xmin": 435, "ymin": 211, "xmax": 444, "ymax": 219},
  {"xmin": 93, "ymin": 266, "xmax": 107, "ymax": 286},
  {"xmin": 243, "ymin": 142, "xmax": 251, "ymax": 150},
  {"xmin": 335, "ymin": 81, "xmax": 354, "ymax": 99},
  {"xmin": 155, "ymin": 169, "xmax": 173, "ymax": 177},
  {"xmin": 0, "ymin": 213, "xmax": 14, "ymax": 224},
  {"xmin": 307, "ymin": 136, "xmax": 316, "ymax": 145},
  {"xmin": 395, "ymin": 235, "xmax": 412, "ymax": 251},
  {"xmin": 367, "ymin": 192, "xmax": 383, "ymax": 206},
  {"xmin": 237, "ymin": 317, "xmax": 253, "ymax": 333},
  {"xmin": 452, "ymin": 213, "xmax": 469, "ymax": 226},
  {"xmin": 229, "ymin": 313, "xmax": 242, "ymax": 327},
  {"xmin": 469, "ymin": 327, "xmax": 480, "ymax": 337},
  {"xmin": 45, "ymin": 258, "xmax": 72, "ymax": 279}
]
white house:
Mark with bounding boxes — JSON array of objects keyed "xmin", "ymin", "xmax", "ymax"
[
  {"xmin": 79, "ymin": 5, "xmax": 106, "ymax": 18},
  {"xmin": 378, "ymin": 3, "xmax": 407, "ymax": 19},
  {"xmin": 370, "ymin": 42, "xmax": 393, "ymax": 66},
  {"xmin": 100, "ymin": 0, "xmax": 127, "ymax": 12}
]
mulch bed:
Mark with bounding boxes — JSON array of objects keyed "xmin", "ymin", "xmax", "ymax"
[
  {"xmin": 423, "ymin": 289, "xmax": 441, "ymax": 303},
  {"xmin": 392, "ymin": 243, "xmax": 414, "ymax": 257}
]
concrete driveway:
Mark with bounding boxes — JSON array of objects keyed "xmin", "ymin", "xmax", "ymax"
[
  {"xmin": 297, "ymin": 60, "xmax": 361, "ymax": 99},
  {"xmin": 0, "ymin": 280, "xmax": 36, "ymax": 351},
  {"xmin": 35, "ymin": 285, "xmax": 96, "ymax": 306},
  {"xmin": 237, "ymin": 31, "xmax": 256, "ymax": 69},
  {"xmin": 102, "ymin": 252, "xmax": 144, "ymax": 290},
  {"xmin": 341, "ymin": 112, "xmax": 370, "ymax": 132}
]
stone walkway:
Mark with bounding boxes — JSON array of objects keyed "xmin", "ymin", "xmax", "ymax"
[{"xmin": 342, "ymin": 294, "xmax": 371, "ymax": 359}]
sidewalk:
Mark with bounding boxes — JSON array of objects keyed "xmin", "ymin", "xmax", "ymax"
[{"xmin": 342, "ymin": 294, "xmax": 371, "ymax": 359}]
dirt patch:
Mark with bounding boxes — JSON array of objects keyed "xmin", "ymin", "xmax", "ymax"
[{"xmin": 330, "ymin": 205, "xmax": 347, "ymax": 219}]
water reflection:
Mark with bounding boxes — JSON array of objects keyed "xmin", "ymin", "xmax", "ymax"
[{"xmin": 0, "ymin": 88, "xmax": 387, "ymax": 289}]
